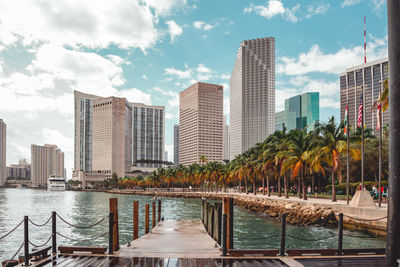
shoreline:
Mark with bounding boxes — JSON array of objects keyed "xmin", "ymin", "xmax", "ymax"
[{"xmin": 76, "ymin": 188, "xmax": 387, "ymax": 236}]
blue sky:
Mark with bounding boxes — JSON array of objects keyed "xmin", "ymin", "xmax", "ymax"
[{"xmin": 0, "ymin": 0, "xmax": 388, "ymax": 177}]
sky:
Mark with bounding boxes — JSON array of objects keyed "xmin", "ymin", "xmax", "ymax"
[{"xmin": 0, "ymin": 0, "xmax": 388, "ymax": 178}]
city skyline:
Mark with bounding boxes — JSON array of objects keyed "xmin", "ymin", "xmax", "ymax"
[{"xmin": 0, "ymin": 0, "xmax": 388, "ymax": 178}]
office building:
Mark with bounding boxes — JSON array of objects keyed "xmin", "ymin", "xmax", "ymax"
[
  {"xmin": 164, "ymin": 151, "xmax": 168, "ymax": 162},
  {"xmin": 74, "ymin": 91, "xmax": 102, "ymax": 172},
  {"xmin": 7, "ymin": 159, "xmax": 31, "ymax": 180},
  {"xmin": 173, "ymin": 124, "xmax": 179, "ymax": 166},
  {"xmin": 230, "ymin": 37, "xmax": 275, "ymax": 159},
  {"xmin": 131, "ymin": 103, "xmax": 165, "ymax": 168},
  {"xmin": 92, "ymin": 97, "xmax": 132, "ymax": 179},
  {"xmin": 74, "ymin": 90, "xmax": 165, "ymax": 178},
  {"xmin": 275, "ymin": 110, "xmax": 296, "ymax": 132},
  {"xmin": 223, "ymin": 116, "xmax": 230, "ymax": 162},
  {"xmin": 0, "ymin": 119, "xmax": 6, "ymax": 186},
  {"xmin": 31, "ymin": 144, "xmax": 64, "ymax": 187},
  {"xmin": 179, "ymin": 82, "xmax": 223, "ymax": 165},
  {"xmin": 340, "ymin": 58, "xmax": 388, "ymax": 134},
  {"xmin": 278, "ymin": 92, "xmax": 319, "ymax": 132}
]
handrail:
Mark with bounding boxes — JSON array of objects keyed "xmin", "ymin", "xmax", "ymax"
[
  {"xmin": 28, "ymin": 216, "xmax": 52, "ymax": 227},
  {"xmin": 56, "ymin": 213, "xmax": 105, "ymax": 229},
  {"xmin": 0, "ymin": 219, "xmax": 24, "ymax": 240}
]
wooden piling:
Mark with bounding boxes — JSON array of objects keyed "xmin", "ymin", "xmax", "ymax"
[
  {"xmin": 206, "ymin": 203, "xmax": 209, "ymax": 231},
  {"xmin": 109, "ymin": 198, "xmax": 119, "ymax": 251},
  {"xmin": 157, "ymin": 200, "xmax": 161, "ymax": 222},
  {"xmin": 133, "ymin": 201, "xmax": 139, "ymax": 240},
  {"xmin": 210, "ymin": 205, "xmax": 215, "ymax": 238},
  {"xmin": 145, "ymin": 204, "xmax": 150, "ymax": 234},
  {"xmin": 223, "ymin": 198, "xmax": 234, "ymax": 250},
  {"xmin": 152, "ymin": 202, "xmax": 156, "ymax": 228}
]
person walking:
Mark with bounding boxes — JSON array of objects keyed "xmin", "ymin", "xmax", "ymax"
[{"xmin": 307, "ymin": 185, "xmax": 311, "ymax": 198}]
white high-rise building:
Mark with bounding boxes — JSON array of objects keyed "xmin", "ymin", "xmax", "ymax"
[
  {"xmin": 31, "ymin": 144, "xmax": 64, "ymax": 187},
  {"xmin": 230, "ymin": 37, "xmax": 275, "ymax": 159},
  {"xmin": 223, "ymin": 116, "xmax": 230, "ymax": 161},
  {"xmin": 0, "ymin": 119, "xmax": 6, "ymax": 186},
  {"xmin": 173, "ymin": 124, "xmax": 179, "ymax": 166}
]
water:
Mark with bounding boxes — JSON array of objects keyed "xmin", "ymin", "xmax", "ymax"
[{"xmin": 0, "ymin": 188, "xmax": 385, "ymax": 260}]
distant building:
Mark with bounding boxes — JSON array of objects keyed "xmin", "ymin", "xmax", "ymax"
[
  {"xmin": 164, "ymin": 151, "xmax": 168, "ymax": 162},
  {"xmin": 179, "ymin": 82, "xmax": 223, "ymax": 165},
  {"xmin": 131, "ymin": 103, "xmax": 165, "ymax": 168},
  {"xmin": 230, "ymin": 37, "xmax": 275, "ymax": 160},
  {"xmin": 173, "ymin": 125, "xmax": 179, "ymax": 166},
  {"xmin": 7, "ymin": 159, "xmax": 31, "ymax": 180},
  {"xmin": 0, "ymin": 119, "xmax": 6, "ymax": 186},
  {"xmin": 74, "ymin": 91, "xmax": 165, "ymax": 177},
  {"xmin": 279, "ymin": 92, "xmax": 319, "ymax": 132},
  {"xmin": 340, "ymin": 58, "xmax": 388, "ymax": 134},
  {"xmin": 92, "ymin": 97, "xmax": 132, "ymax": 179},
  {"xmin": 31, "ymin": 144, "xmax": 64, "ymax": 187},
  {"xmin": 223, "ymin": 116, "xmax": 230, "ymax": 162},
  {"xmin": 275, "ymin": 110, "xmax": 296, "ymax": 132}
]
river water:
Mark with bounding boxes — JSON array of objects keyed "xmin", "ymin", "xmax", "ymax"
[{"xmin": 0, "ymin": 188, "xmax": 385, "ymax": 260}]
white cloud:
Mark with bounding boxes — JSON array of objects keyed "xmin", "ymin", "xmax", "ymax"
[
  {"xmin": 220, "ymin": 74, "xmax": 230, "ymax": 80},
  {"xmin": 106, "ymin": 55, "xmax": 128, "ymax": 65},
  {"xmin": 0, "ymin": 0, "xmax": 159, "ymax": 51},
  {"xmin": 165, "ymin": 67, "xmax": 191, "ymax": 79},
  {"xmin": 196, "ymin": 63, "xmax": 212, "ymax": 73},
  {"xmin": 142, "ymin": 74, "xmax": 148, "ymax": 81},
  {"xmin": 372, "ymin": 0, "xmax": 385, "ymax": 11},
  {"xmin": 244, "ymin": 1, "xmax": 330, "ymax": 22},
  {"xmin": 224, "ymin": 97, "xmax": 230, "ymax": 116},
  {"xmin": 144, "ymin": 0, "xmax": 187, "ymax": 16},
  {"xmin": 341, "ymin": 0, "xmax": 363, "ymax": 8},
  {"xmin": 165, "ymin": 20, "xmax": 183, "ymax": 43},
  {"xmin": 277, "ymin": 36, "xmax": 388, "ymax": 75},
  {"xmin": 193, "ymin": 21, "xmax": 215, "ymax": 31}
]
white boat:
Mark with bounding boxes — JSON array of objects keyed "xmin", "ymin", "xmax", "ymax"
[{"xmin": 47, "ymin": 176, "xmax": 66, "ymax": 191}]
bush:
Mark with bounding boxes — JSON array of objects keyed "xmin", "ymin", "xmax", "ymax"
[{"xmin": 325, "ymin": 180, "xmax": 388, "ymax": 194}]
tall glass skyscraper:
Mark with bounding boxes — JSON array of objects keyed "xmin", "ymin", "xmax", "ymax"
[
  {"xmin": 229, "ymin": 37, "xmax": 275, "ymax": 160},
  {"xmin": 277, "ymin": 92, "xmax": 319, "ymax": 132}
]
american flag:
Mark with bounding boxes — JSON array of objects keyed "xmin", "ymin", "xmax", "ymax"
[{"xmin": 357, "ymin": 94, "xmax": 363, "ymax": 128}]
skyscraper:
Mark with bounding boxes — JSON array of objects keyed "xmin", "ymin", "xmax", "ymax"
[
  {"xmin": 74, "ymin": 90, "xmax": 165, "ymax": 177},
  {"xmin": 0, "ymin": 119, "xmax": 6, "ymax": 186},
  {"xmin": 92, "ymin": 97, "xmax": 132, "ymax": 179},
  {"xmin": 340, "ymin": 58, "xmax": 388, "ymax": 134},
  {"xmin": 223, "ymin": 116, "xmax": 230, "ymax": 162},
  {"xmin": 131, "ymin": 103, "xmax": 165, "ymax": 168},
  {"xmin": 230, "ymin": 37, "xmax": 275, "ymax": 160},
  {"xmin": 74, "ymin": 91, "xmax": 102, "ymax": 172},
  {"xmin": 280, "ymin": 92, "xmax": 319, "ymax": 132},
  {"xmin": 173, "ymin": 124, "xmax": 179, "ymax": 166},
  {"xmin": 31, "ymin": 144, "xmax": 64, "ymax": 187},
  {"xmin": 179, "ymin": 82, "xmax": 223, "ymax": 165}
]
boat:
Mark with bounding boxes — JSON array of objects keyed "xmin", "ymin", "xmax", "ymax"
[{"xmin": 47, "ymin": 176, "xmax": 66, "ymax": 191}]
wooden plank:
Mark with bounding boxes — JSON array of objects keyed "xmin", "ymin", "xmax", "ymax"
[
  {"xmin": 228, "ymin": 249, "xmax": 279, "ymax": 257},
  {"xmin": 286, "ymin": 248, "xmax": 338, "ymax": 256},
  {"xmin": 342, "ymin": 248, "xmax": 385, "ymax": 255},
  {"xmin": 58, "ymin": 246, "xmax": 107, "ymax": 254},
  {"xmin": 109, "ymin": 198, "xmax": 119, "ymax": 251}
]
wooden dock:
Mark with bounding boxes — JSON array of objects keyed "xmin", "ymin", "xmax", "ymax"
[{"xmin": 117, "ymin": 220, "xmax": 221, "ymax": 258}]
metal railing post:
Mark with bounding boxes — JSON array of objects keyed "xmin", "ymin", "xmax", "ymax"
[
  {"xmin": 52, "ymin": 211, "xmax": 56, "ymax": 254},
  {"xmin": 109, "ymin": 212, "xmax": 114, "ymax": 254},
  {"xmin": 280, "ymin": 213, "xmax": 286, "ymax": 256},
  {"xmin": 338, "ymin": 213, "xmax": 343, "ymax": 255},
  {"xmin": 222, "ymin": 213, "xmax": 227, "ymax": 256},
  {"xmin": 24, "ymin": 216, "xmax": 29, "ymax": 266}
]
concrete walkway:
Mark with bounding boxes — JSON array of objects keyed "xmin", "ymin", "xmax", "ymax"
[{"xmin": 117, "ymin": 220, "xmax": 221, "ymax": 258}]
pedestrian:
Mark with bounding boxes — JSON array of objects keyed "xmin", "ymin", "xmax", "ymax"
[
  {"xmin": 307, "ymin": 185, "xmax": 311, "ymax": 198},
  {"xmin": 314, "ymin": 186, "xmax": 318, "ymax": 198},
  {"xmin": 372, "ymin": 184, "xmax": 378, "ymax": 199}
]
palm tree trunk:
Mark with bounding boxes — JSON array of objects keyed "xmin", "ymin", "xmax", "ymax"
[
  {"xmin": 278, "ymin": 174, "xmax": 282, "ymax": 197},
  {"xmin": 332, "ymin": 168, "xmax": 337, "ymax": 202},
  {"xmin": 253, "ymin": 176, "xmax": 256, "ymax": 195},
  {"xmin": 284, "ymin": 172, "xmax": 288, "ymax": 198},
  {"xmin": 262, "ymin": 175, "xmax": 266, "ymax": 196},
  {"xmin": 267, "ymin": 176, "xmax": 270, "ymax": 197},
  {"xmin": 245, "ymin": 177, "xmax": 248, "ymax": 194},
  {"xmin": 303, "ymin": 165, "xmax": 307, "ymax": 200},
  {"xmin": 239, "ymin": 178, "xmax": 242, "ymax": 193},
  {"xmin": 298, "ymin": 176, "xmax": 301, "ymax": 198}
]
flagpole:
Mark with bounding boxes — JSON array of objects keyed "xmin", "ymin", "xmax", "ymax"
[
  {"xmin": 346, "ymin": 76, "xmax": 350, "ymax": 204},
  {"xmin": 378, "ymin": 81, "xmax": 383, "ymax": 207},
  {"xmin": 361, "ymin": 84, "xmax": 365, "ymax": 189}
]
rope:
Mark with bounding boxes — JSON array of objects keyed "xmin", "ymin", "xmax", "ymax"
[
  {"xmin": 9, "ymin": 242, "xmax": 24, "ymax": 261},
  {"xmin": 0, "ymin": 219, "xmax": 24, "ymax": 240},
  {"xmin": 29, "ymin": 216, "xmax": 52, "ymax": 227},
  {"xmin": 29, "ymin": 235, "xmax": 52, "ymax": 248},
  {"xmin": 56, "ymin": 231, "xmax": 108, "ymax": 242},
  {"xmin": 343, "ymin": 233, "xmax": 379, "ymax": 239},
  {"xmin": 342, "ymin": 214, "xmax": 387, "ymax": 221},
  {"xmin": 56, "ymin": 214, "xmax": 105, "ymax": 229},
  {"xmin": 287, "ymin": 233, "xmax": 336, "ymax": 242}
]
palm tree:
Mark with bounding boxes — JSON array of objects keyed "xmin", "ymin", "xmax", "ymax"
[
  {"xmin": 314, "ymin": 116, "xmax": 360, "ymax": 202},
  {"xmin": 199, "ymin": 155, "xmax": 208, "ymax": 165}
]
